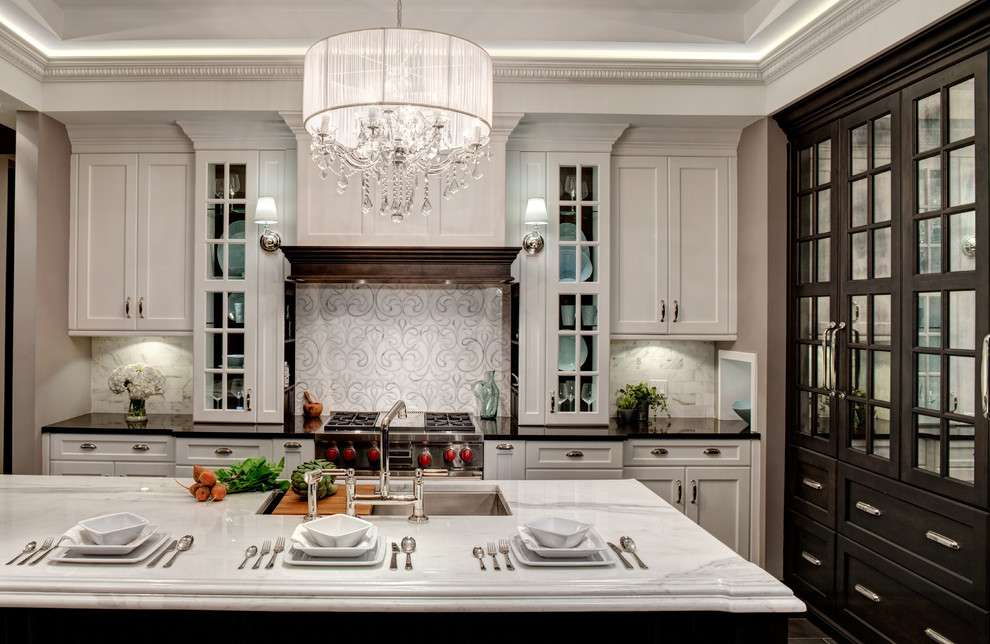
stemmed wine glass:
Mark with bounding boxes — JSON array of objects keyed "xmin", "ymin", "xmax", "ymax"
[
  {"xmin": 560, "ymin": 381, "xmax": 576, "ymax": 412},
  {"xmin": 581, "ymin": 383, "xmax": 594, "ymax": 412},
  {"xmin": 563, "ymin": 175, "xmax": 576, "ymax": 200}
]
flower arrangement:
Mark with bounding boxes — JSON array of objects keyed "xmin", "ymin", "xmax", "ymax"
[{"xmin": 108, "ymin": 363, "xmax": 165, "ymax": 421}]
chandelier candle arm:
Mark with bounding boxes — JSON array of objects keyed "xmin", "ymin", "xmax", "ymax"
[{"xmin": 303, "ymin": 3, "xmax": 494, "ymax": 223}]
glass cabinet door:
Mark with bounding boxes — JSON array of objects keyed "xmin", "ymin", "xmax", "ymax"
[
  {"xmin": 901, "ymin": 58, "xmax": 987, "ymax": 506},
  {"xmin": 792, "ymin": 127, "xmax": 839, "ymax": 455},
  {"xmin": 194, "ymin": 153, "xmax": 258, "ymax": 421},
  {"xmin": 546, "ymin": 153, "xmax": 610, "ymax": 425}
]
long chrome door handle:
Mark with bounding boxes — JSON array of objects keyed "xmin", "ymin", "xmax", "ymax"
[
  {"xmin": 925, "ymin": 530, "xmax": 960, "ymax": 550},
  {"xmin": 800, "ymin": 551, "xmax": 822, "ymax": 567},
  {"xmin": 982, "ymin": 334, "xmax": 989, "ymax": 419},
  {"xmin": 854, "ymin": 583, "xmax": 880, "ymax": 602},
  {"xmin": 924, "ymin": 627, "xmax": 956, "ymax": 644},
  {"xmin": 829, "ymin": 322, "xmax": 844, "ymax": 397},
  {"xmin": 855, "ymin": 500, "xmax": 882, "ymax": 516},
  {"xmin": 822, "ymin": 323, "xmax": 836, "ymax": 392},
  {"xmin": 801, "ymin": 477, "xmax": 823, "ymax": 491}
]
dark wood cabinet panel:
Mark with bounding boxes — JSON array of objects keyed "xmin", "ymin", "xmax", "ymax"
[
  {"xmin": 786, "ymin": 447, "xmax": 836, "ymax": 528},
  {"xmin": 784, "ymin": 511, "xmax": 836, "ymax": 607}
]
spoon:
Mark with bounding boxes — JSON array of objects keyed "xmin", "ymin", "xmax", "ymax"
[
  {"xmin": 238, "ymin": 545, "xmax": 258, "ymax": 570},
  {"xmin": 163, "ymin": 535, "xmax": 194, "ymax": 568},
  {"xmin": 619, "ymin": 536, "xmax": 648, "ymax": 569},
  {"xmin": 6, "ymin": 541, "xmax": 36, "ymax": 566},
  {"xmin": 472, "ymin": 546, "xmax": 487, "ymax": 571},
  {"xmin": 401, "ymin": 536, "xmax": 416, "ymax": 571}
]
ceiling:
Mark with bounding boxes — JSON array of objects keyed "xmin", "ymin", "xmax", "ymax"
[{"xmin": 0, "ymin": 0, "xmax": 841, "ymax": 60}]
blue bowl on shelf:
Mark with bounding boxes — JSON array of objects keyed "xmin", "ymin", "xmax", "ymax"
[{"xmin": 732, "ymin": 400, "xmax": 751, "ymax": 426}]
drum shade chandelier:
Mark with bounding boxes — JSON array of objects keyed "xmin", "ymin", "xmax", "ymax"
[{"xmin": 303, "ymin": 0, "xmax": 494, "ymax": 222}]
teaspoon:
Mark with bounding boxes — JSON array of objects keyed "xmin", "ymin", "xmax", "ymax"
[
  {"xmin": 472, "ymin": 546, "xmax": 487, "ymax": 571},
  {"xmin": 238, "ymin": 545, "xmax": 258, "ymax": 570},
  {"xmin": 619, "ymin": 536, "xmax": 648, "ymax": 569},
  {"xmin": 401, "ymin": 536, "xmax": 416, "ymax": 571},
  {"xmin": 6, "ymin": 541, "xmax": 36, "ymax": 565}
]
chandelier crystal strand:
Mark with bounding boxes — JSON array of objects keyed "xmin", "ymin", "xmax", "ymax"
[{"xmin": 303, "ymin": 2, "xmax": 493, "ymax": 222}]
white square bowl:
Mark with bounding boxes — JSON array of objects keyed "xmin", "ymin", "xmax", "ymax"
[
  {"xmin": 77, "ymin": 512, "xmax": 150, "ymax": 546},
  {"xmin": 303, "ymin": 514, "xmax": 374, "ymax": 547},
  {"xmin": 524, "ymin": 517, "xmax": 592, "ymax": 549}
]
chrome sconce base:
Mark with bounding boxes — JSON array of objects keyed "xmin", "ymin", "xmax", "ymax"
[{"xmin": 259, "ymin": 227, "xmax": 282, "ymax": 253}]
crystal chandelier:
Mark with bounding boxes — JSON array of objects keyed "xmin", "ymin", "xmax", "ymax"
[{"xmin": 303, "ymin": 0, "xmax": 493, "ymax": 223}]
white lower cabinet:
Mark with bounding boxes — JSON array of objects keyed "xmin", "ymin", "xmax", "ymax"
[
  {"xmin": 625, "ymin": 466, "xmax": 685, "ymax": 512},
  {"xmin": 114, "ymin": 461, "xmax": 176, "ymax": 477},
  {"xmin": 526, "ymin": 468, "xmax": 623, "ymax": 480},
  {"xmin": 49, "ymin": 460, "xmax": 116, "ymax": 476},
  {"xmin": 484, "ymin": 440, "xmax": 526, "ymax": 480},
  {"xmin": 274, "ymin": 438, "xmax": 315, "ymax": 477}
]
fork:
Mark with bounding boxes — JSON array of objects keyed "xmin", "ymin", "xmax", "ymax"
[
  {"xmin": 498, "ymin": 539, "xmax": 515, "ymax": 571},
  {"xmin": 486, "ymin": 542, "xmax": 501, "ymax": 571},
  {"xmin": 18, "ymin": 537, "xmax": 53, "ymax": 566},
  {"xmin": 265, "ymin": 537, "xmax": 285, "ymax": 569},
  {"xmin": 252, "ymin": 540, "xmax": 271, "ymax": 570}
]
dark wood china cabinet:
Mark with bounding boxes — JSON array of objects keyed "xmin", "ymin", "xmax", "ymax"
[{"xmin": 777, "ymin": 4, "xmax": 990, "ymax": 643}]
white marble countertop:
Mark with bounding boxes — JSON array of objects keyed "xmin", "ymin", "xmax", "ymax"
[{"xmin": 0, "ymin": 475, "xmax": 803, "ymax": 614}]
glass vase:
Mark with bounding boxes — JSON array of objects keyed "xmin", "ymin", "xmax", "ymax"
[
  {"xmin": 127, "ymin": 398, "xmax": 148, "ymax": 422},
  {"xmin": 472, "ymin": 371, "xmax": 500, "ymax": 420}
]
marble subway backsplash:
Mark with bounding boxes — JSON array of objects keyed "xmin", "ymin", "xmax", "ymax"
[
  {"xmin": 609, "ymin": 340, "xmax": 716, "ymax": 418},
  {"xmin": 91, "ymin": 337, "xmax": 194, "ymax": 414},
  {"xmin": 295, "ymin": 285, "xmax": 510, "ymax": 416}
]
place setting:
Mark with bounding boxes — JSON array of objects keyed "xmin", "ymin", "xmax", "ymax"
[
  {"xmin": 276, "ymin": 514, "xmax": 390, "ymax": 568},
  {"xmin": 478, "ymin": 517, "xmax": 648, "ymax": 570}
]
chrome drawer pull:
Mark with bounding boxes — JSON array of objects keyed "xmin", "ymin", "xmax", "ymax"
[
  {"xmin": 214, "ymin": 447, "xmax": 234, "ymax": 456},
  {"xmin": 924, "ymin": 627, "xmax": 955, "ymax": 644},
  {"xmin": 565, "ymin": 450, "xmax": 584, "ymax": 458},
  {"xmin": 925, "ymin": 530, "xmax": 960, "ymax": 550},
  {"xmin": 801, "ymin": 477, "xmax": 823, "ymax": 490},
  {"xmin": 703, "ymin": 448, "xmax": 721, "ymax": 456},
  {"xmin": 283, "ymin": 441, "xmax": 302, "ymax": 449},
  {"xmin": 496, "ymin": 443, "xmax": 515, "ymax": 451},
  {"xmin": 855, "ymin": 501, "xmax": 883, "ymax": 516},
  {"xmin": 650, "ymin": 447, "xmax": 668, "ymax": 456},
  {"xmin": 800, "ymin": 551, "xmax": 822, "ymax": 567},
  {"xmin": 131, "ymin": 443, "xmax": 150, "ymax": 452},
  {"xmin": 854, "ymin": 583, "xmax": 880, "ymax": 603},
  {"xmin": 79, "ymin": 442, "xmax": 97, "ymax": 450}
]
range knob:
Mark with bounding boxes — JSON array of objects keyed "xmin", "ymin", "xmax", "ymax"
[
  {"xmin": 459, "ymin": 447, "xmax": 475, "ymax": 465},
  {"xmin": 325, "ymin": 443, "xmax": 339, "ymax": 461},
  {"xmin": 443, "ymin": 447, "xmax": 457, "ymax": 463},
  {"xmin": 367, "ymin": 444, "xmax": 381, "ymax": 463},
  {"xmin": 342, "ymin": 444, "xmax": 357, "ymax": 462},
  {"xmin": 418, "ymin": 450, "xmax": 433, "ymax": 468}
]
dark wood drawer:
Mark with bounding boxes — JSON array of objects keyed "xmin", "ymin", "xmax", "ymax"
[
  {"xmin": 838, "ymin": 464, "xmax": 988, "ymax": 608},
  {"xmin": 787, "ymin": 447, "xmax": 836, "ymax": 528},
  {"xmin": 785, "ymin": 511, "xmax": 835, "ymax": 606},
  {"xmin": 837, "ymin": 536, "xmax": 988, "ymax": 644}
]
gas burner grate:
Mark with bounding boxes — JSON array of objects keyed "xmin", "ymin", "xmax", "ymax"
[
  {"xmin": 324, "ymin": 411, "xmax": 380, "ymax": 430},
  {"xmin": 424, "ymin": 413, "xmax": 475, "ymax": 430}
]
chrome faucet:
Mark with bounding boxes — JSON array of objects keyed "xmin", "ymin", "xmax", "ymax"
[{"xmin": 304, "ymin": 400, "xmax": 428, "ymax": 524}]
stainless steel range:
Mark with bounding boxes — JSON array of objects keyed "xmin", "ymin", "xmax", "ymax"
[{"xmin": 315, "ymin": 411, "xmax": 483, "ymax": 477}]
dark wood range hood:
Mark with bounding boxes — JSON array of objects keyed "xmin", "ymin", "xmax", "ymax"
[{"xmin": 281, "ymin": 246, "xmax": 521, "ymax": 284}]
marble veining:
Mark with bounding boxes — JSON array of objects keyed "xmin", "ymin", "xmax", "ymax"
[
  {"xmin": 0, "ymin": 476, "xmax": 803, "ymax": 614},
  {"xmin": 295, "ymin": 286, "xmax": 510, "ymax": 416},
  {"xmin": 610, "ymin": 340, "xmax": 716, "ymax": 417},
  {"xmin": 90, "ymin": 337, "xmax": 193, "ymax": 414}
]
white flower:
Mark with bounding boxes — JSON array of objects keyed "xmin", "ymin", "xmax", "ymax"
[{"xmin": 108, "ymin": 363, "xmax": 166, "ymax": 400}]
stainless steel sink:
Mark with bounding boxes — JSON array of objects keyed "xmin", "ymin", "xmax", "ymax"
[{"xmin": 369, "ymin": 490, "xmax": 511, "ymax": 517}]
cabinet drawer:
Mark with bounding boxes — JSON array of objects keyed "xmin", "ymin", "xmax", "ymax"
[
  {"xmin": 49, "ymin": 433, "xmax": 174, "ymax": 462},
  {"xmin": 787, "ymin": 447, "xmax": 836, "ymax": 528},
  {"xmin": 525, "ymin": 442, "xmax": 622, "ymax": 469},
  {"xmin": 837, "ymin": 536, "xmax": 988, "ymax": 644},
  {"xmin": 839, "ymin": 463, "xmax": 988, "ymax": 607},
  {"xmin": 175, "ymin": 437, "xmax": 273, "ymax": 466},
  {"xmin": 114, "ymin": 462, "xmax": 174, "ymax": 477},
  {"xmin": 50, "ymin": 460, "xmax": 116, "ymax": 476},
  {"xmin": 526, "ymin": 468, "xmax": 624, "ymax": 480},
  {"xmin": 786, "ymin": 511, "xmax": 835, "ymax": 606},
  {"xmin": 624, "ymin": 439, "xmax": 750, "ymax": 467}
]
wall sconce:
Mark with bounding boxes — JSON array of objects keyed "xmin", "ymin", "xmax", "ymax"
[
  {"xmin": 254, "ymin": 196, "xmax": 281, "ymax": 253},
  {"xmin": 522, "ymin": 197, "xmax": 548, "ymax": 255}
]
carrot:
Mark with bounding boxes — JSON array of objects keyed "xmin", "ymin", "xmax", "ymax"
[{"xmin": 210, "ymin": 483, "xmax": 227, "ymax": 501}]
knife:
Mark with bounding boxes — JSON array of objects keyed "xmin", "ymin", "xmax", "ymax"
[
  {"xmin": 607, "ymin": 542, "xmax": 634, "ymax": 570},
  {"xmin": 147, "ymin": 539, "xmax": 177, "ymax": 568}
]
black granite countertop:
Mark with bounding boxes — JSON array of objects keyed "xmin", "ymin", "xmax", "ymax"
[
  {"xmin": 42, "ymin": 414, "xmax": 319, "ymax": 438},
  {"xmin": 476, "ymin": 417, "xmax": 758, "ymax": 440}
]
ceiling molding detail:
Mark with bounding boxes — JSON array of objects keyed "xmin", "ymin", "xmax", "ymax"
[
  {"xmin": 612, "ymin": 126, "xmax": 743, "ymax": 157},
  {"xmin": 176, "ymin": 119, "xmax": 296, "ymax": 150},
  {"xmin": 0, "ymin": 0, "xmax": 906, "ymax": 87},
  {"xmin": 760, "ymin": 0, "xmax": 900, "ymax": 82},
  {"xmin": 65, "ymin": 123, "xmax": 192, "ymax": 154},
  {"xmin": 507, "ymin": 120, "xmax": 629, "ymax": 152}
]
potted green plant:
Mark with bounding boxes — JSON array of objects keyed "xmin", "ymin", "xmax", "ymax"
[
  {"xmin": 616, "ymin": 382, "xmax": 670, "ymax": 424},
  {"xmin": 616, "ymin": 391, "xmax": 640, "ymax": 425}
]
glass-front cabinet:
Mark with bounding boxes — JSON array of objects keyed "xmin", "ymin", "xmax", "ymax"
[
  {"xmin": 546, "ymin": 153, "xmax": 610, "ymax": 425},
  {"xmin": 193, "ymin": 152, "xmax": 259, "ymax": 421}
]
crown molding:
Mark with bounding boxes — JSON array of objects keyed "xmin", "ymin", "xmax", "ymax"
[
  {"xmin": 46, "ymin": 57, "xmax": 304, "ymax": 82},
  {"xmin": 493, "ymin": 59, "xmax": 762, "ymax": 84},
  {"xmin": 612, "ymin": 126, "xmax": 743, "ymax": 157},
  {"xmin": 507, "ymin": 120, "xmax": 629, "ymax": 152},
  {"xmin": 0, "ymin": 22, "xmax": 44, "ymax": 80},
  {"xmin": 177, "ymin": 119, "xmax": 296, "ymax": 151},
  {"xmin": 65, "ymin": 123, "xmax": 192, "ymax": 154}
]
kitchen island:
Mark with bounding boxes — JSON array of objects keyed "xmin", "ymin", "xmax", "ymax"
[{"xmin": 0, "ymin": 476, "xmax": 801, "ymax": 642}]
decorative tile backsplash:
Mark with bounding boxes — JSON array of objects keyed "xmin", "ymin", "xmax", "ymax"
[
  {"xmin": 295, "ymin": 286, "xmax": 510, "ymax": 416},
  {"xmin": 609, "ymin": 340, "xmax": 716, "ymax": 417},
  {"xmin": 91, "ymin": 337, "xmax": 194, "ymax": 414}
]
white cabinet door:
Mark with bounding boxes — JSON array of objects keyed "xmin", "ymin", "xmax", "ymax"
[
  {"xmin": 136, "ymin": 154, "xmax": 194, "ymax": 331},
  {"xmin": 668, "ymin": 157, "xmax": 732, "ymax": 335},
  {"xmin": 624, "ymin": 466, "xmax": 685, "ymax": 513},
  {"xmin": 73, "ymin": 154, "xmax": 138, "ymax": 331},
  {"xmin": 273, "ymin": 438, "xmax": 315, "ymax": 477},
  {"xmin": 685, "ymin": 466, "xmax": 750, "ymax": 556},
  {"xmin": 50, "ymin": 460, "xmax": 116, "ymax": 476},
  {"xmin": 611, "ymin": 157, "xmax": 668, "ymax": 334},
  {"xmin": 114, "ymin": 462, "xmax": 174, "ymax": 477},
  {"xmin": 525, "ymin": 468, "xmax": 623, "ymax": 480},
  {"xmin": 484, "ymin": 440, "xmax": 526, "ymax": 480}
]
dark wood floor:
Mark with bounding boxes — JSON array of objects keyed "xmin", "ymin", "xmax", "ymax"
[{"xmin": 789, "ymin": 618, "xmax": 838, "ymax": 644}]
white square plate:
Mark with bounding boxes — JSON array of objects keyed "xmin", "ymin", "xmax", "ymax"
[
  {"xmin": 516, "ymin": 526, "xmax": 608, "ymax": 558},
  {"xmin": 510, "ymin": 535, "xmax": 614, "ymax": 568},
  {"xmin": 283, "ymin": 535, "xmax": 386, "ymax": 567},
  {"xmin": 50, "ymin": 533, "xmax": 169, "ymax": 565},
  {"xmin": 60, "ymin": 524, "xmax": 159, "ymax": 555},
  {"xmin": 290, "ymin": 523, "xmax": 378, "ymax": 558}
]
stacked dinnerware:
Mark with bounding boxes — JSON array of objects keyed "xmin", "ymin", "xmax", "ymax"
[
  {"xmin": 284, "ymin": 514, "xmax": 386, "ymax": 567},
  {"xmin": 50, "ymin": 512, "xmax": 170, "ymax": 564},
  {"xmin": 510, "ymin": 517, "xmax": 614, "ymax": 567}
]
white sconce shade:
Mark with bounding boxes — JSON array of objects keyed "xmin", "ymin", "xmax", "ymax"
[
  {"xmin": 254, "ymin": 196, "xmax": 279, "ymax": 225},
  {"xmin": 524, "ymin": 197, "xmax": 549, "ymax": 225}
]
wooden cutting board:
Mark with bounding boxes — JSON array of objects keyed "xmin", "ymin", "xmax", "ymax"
[{"xmin": 270, "ymin": 484, "xmax": 376, "ymax": 516}]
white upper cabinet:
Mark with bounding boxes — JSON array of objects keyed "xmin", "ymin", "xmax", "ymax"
[
  {"xmin": 70, "ymin": 153, "xmax": 193, "ymax": 334},
  {"xmin": 611, "ymin": 155, "xmax": 737, "ymax": 339}
]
